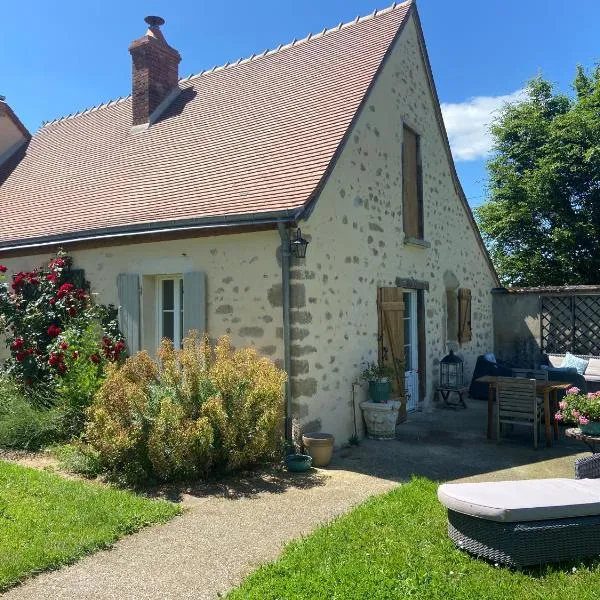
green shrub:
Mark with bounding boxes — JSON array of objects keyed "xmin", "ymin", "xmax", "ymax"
[
  {"xmin": 83, "ymin": 333, "xmax": 286, "ymax": 484},
  {"xmin": 0, "ymin": 377, "xmax": 65, "ymax": 449}
]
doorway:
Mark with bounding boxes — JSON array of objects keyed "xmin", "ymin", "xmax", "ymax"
[{"xmin": 403, "ymin": 290, "xmax": 419, "ymax": 411}]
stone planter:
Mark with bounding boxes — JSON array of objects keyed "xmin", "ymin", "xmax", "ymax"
[
  {"xmin": 302, "ymin": 432, "xmax": 334, "ymax": 467},
  {"xmin": 360, "ymin": 400, "xmax": 401, "ymax": 440}
]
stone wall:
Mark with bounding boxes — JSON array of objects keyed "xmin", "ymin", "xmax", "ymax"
[
  {"xmin": 287, "ymin": 14, "xmax": 497, "ymax": 442},
  {"xmin": 0, "ymin": 230, "xmax": 284, "ymax": 362},
  {"xmin": 492, "ymin": 291, "xmax": 541, "ymax": 367}
]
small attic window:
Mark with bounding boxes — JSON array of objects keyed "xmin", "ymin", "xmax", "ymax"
[{"xmin": 402, "ymin": 125, "xmax": 424, "ymax": 241}]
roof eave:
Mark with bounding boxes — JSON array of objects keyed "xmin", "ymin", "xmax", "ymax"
[{"xmin": 0, "ymin": 209, "xmax": 298, "ymax": 254}]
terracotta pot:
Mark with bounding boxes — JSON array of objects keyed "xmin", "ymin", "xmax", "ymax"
[{"xmin": 302, "ymin": 432, "xmax": 334, "ymax": 467}]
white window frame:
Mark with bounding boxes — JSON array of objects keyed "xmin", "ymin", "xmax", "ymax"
[{"xmin": 156, "ymin": 276, "xmax": 183, "ymax": 348}]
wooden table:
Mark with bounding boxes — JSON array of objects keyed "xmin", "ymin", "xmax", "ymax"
[
  {"xmin": 476, "ymin": 376, "xmax": 572, "ymax": 447},
  {"xmin": 565, "ymin": 428, "xmax": 600, "ymax": 453}
]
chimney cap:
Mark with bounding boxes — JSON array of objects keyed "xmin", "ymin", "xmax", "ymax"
[{"xmin": 144, "ymin": 16, "xmax": 165, "ymax": 27}]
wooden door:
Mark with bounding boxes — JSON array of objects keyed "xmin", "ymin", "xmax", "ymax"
[{"xmin": 377, "ymin": 287, "xmax": 406, "ymax": 422}]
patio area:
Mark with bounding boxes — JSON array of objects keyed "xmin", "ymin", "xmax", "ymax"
[{"xmin": 335, "ymin": 397, "xmax": 589, "ymax": 484}]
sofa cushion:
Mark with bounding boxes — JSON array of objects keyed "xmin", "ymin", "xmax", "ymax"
[
  {"xmin": 483, "ymin": 353, "xmax": 496, "ymax": 363},
  {"xmin": 547, "ymin": 354, "xmax": 563, "ymax": 368},
  {"xmin": 438, "ymin": 479, "xmax": 600, "ymax": 522},
  {"xmin": 585, "ymin": 374, "xmax": 600, "ymax": 383},
  {"xmin": 562, "ymin": 352, "xmax": 590, "ymax": 375},
  {"xmin": 586, "ymin": 357, "xmax": 600, "ymax": 378}
]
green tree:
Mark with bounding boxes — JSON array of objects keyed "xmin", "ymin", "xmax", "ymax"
[{"xmin": 476, "ymin": 67, "xmax": 600, "ymax": 286}]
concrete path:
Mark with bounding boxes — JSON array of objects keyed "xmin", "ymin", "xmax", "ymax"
[
  {"xmin": 4, "ymin": 467, "xmax": 397, "ymax": 600},
  {"xmin": 5, "ymin": 401, "xmax": 589, "ymax": 599}
]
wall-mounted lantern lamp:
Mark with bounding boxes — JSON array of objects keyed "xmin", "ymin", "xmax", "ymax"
[{"xmin": 290, "ymin": 228, "xmax": 309, "ymax": 259}]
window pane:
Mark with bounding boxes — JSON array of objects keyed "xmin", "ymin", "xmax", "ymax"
[
  {"xmin": 162, "ymin": 311, "xmax": 174, "ymax": 341},
  {"xmin": 404, "ymin": 345, "xmax": 412, "ymax": 370},
  {"xmin": 162, "ymin": 279, "xmax": 174, "ymax": 310}
]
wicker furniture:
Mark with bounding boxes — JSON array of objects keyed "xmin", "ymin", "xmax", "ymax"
[
  {"xmin": 439, "ymin": 455, "xmax": 600, "ymax": 567},
  {"xmin": 496, "ymin": 377, "xmax": 543, "ymax": 449},
  {"xmin": 566, "ymin": 427, "xmax": 600, "ymax": 453}
]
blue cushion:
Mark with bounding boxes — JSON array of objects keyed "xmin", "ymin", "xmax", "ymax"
[
  {"xmin": 483, "ymin": 353, "xmax": 496, "ymax": 363},
  {"xmin": 561, "ymin": 352, "xmax": 589, "ymax": 375},
  {"xmin": 545, "ymin": 366, "xmax": 578, "ymax": 375}
]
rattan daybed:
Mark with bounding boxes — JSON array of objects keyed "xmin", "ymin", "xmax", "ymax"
[{"xmin": 437, "ymin": 455, "xmax": 600, "ymax": 567}]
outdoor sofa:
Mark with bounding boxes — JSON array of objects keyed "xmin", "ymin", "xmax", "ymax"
[
  {"xmin": 544, "ymin": 353, "xmax": 600, "ymax": 393},
  {"xmin": 469, "ymin": 353, "xmax": 587, "ymax": 401},
  {"xmin": 438, "ymin": 455, "xmax": 600, "ymax": 567}
]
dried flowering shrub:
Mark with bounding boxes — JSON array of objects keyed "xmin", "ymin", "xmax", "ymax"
[
  {"xmin": 0, "ymin": 250, "xmax": 125, "ymax": 399},
  {"xmin": 83, "ymin": 333, "xmax": 286, "ymax": 483}
]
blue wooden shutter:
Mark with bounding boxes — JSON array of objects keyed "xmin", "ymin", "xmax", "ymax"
[
  {"xmin": 183, "ymin": 271, "xmax": 206, "ymax": 337},
  {"xmin": 117, "ymin": 273, "xmax": 141, "ymax": 354}
]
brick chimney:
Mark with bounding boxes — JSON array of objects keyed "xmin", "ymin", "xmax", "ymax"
[{"xmin": 128, "ymin": 16, "xmax": 181, "ymax": 128}]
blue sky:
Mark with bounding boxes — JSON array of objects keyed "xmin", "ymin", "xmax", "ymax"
[{"xmin": 2, "ymin": 0, "xmax": 598, "ymax": 207}]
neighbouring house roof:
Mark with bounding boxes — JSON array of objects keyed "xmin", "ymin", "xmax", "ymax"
[{"xmin": 0, "ymin": 2, "xmax": 412, "ymax": 250}]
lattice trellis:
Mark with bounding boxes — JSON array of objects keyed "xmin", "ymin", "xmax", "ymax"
[{"xmin": 541, "ymin": 295, "xmax": 600, "ymax": 356}]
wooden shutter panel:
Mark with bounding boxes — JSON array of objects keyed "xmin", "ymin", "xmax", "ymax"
[
  {"xmin": 458, "ymin": 288, "xmax": 472, "ymax": 344},
  {"xmin": 183, "ymin": 271, "xmax": 206, "ymax": 337},
  {"xmin": 117, "ymin": 273, "xmax": 141, "ymax": 354},
  {"xmin": 402, "ymin": 126, "xmax": 420, "ymax": 239},
  {"xmin": 378, "ymin": 287, "xmax": 406, "ymax": 422}
]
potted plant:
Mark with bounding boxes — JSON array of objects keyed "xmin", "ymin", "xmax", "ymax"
[
  {"xmin": 361, "ymin": 361, "xmax": 395, "ymax": 403},
  {"xmin": 359, "ymin": 361, "xmax": 402, "ymax": 440},
  {"xmin": 555, "ymin": 387, "xmax": 600, "ymax": 435}
]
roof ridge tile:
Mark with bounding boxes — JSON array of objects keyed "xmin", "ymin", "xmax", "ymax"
[{"xmin": 39, "ymin": 0, "xmax": 411, "ymax": 130}]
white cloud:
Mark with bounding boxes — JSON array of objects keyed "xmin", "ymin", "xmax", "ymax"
[{"xmin": 441, "ymin": 89, "xmax": 526, "ymax": 161}]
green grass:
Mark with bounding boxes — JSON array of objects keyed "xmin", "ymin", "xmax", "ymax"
[
  {"xmin": 0, "ymin": 460, "xmax": 180, "ymax": 591},
  {"xmin": 229, "ymin": 477, "xmax": 600, "ymax": 600}
]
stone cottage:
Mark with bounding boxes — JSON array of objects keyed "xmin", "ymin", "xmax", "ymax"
[{"xmin": 0, "ymin": 1, "xmax": 499, "ymax": 443}]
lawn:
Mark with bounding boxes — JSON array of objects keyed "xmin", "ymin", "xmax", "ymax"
[
  {"xmin": 0, "ymin": 460, "xmax": 180, "ymax": 591},
  {"xmin": 230, "ymin": 477, "xmax": 600, "ymax": 600}
]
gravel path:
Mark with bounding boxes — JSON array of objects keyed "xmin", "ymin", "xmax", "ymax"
[{"xmin": 4, "ymin": 466, "xmax": 397, "ymax": 600}]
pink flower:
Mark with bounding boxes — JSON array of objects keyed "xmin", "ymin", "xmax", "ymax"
[
  {"xmin": 555, "ymin": 412, "xmax": 563, "ymax": 421},
  {"xmin": 567, "ymin": 387, "xmax": 581, "ymax": 395},
  {"xmin": 588, "ymin": 393, "xmax": 596, "ymax": 399},
  {"xmin": 559, "ymin": 401, "xmax": 567, "ymax": 410},
  {"xmin": 573, "ymin": 410, "xmax": 581, "ymax": 419},
  {"xmin": 580, "ymin": 416, "xmax": 590, "ymax": 426}
]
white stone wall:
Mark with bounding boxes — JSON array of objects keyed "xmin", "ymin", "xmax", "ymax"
[
  {"xmin": 287, "ymin": 14, "xmax": 496, "ymax": 442},
  {"xmin": 0, "ymin": 231, "xmax": 284, "ymax": 362}
]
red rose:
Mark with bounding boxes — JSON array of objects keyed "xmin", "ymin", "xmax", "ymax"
[
  {"xmin": 102, "ymin": 336, "xmax": 111, "ymax": 346},
  {"xmin": 71, "ymin": 351, "xmax": 79, "ymax": 360},
  {"xmin": 56, "ymin": 283, "xmax": 74, "ymax": 299},
  {"xmin": 26, "ymin": 347, "xmax": 34, "ymax": 355},
  {"xmin": 90, "ymin": 354, "xmax": 101, "ymax": 364},
  {"xmin": 57, "ymin": 362, "xmax": 67, "ymax": 374},
  {"xmin": 49, "ymin": 257, "xmax": 65, "ymax": 270},
  {"xmin": 76, "ymin": 289, "xmax": 86, "ymax": 301},
  {"xmin": 15, "ymin": 351, "xmax": 26, "ymax": 362},
  {"xmin": 46, "ymin": 273, "xmax": 58, "ymax": 283},
  {"xmin": 48, "ymin": 353, "xmax": 60, "ymax": 366},
  {"xmin": 47, "ymin": 324, "xmax": 61, "ymax": 337},
  {"xmin": 49, "ymin": 298, "xmax": 56, "ymax": 305},
  {"xmin": 59, "ymin": 341, "xmax": 69, "ymax": 350},
  {"xmin": 68, "ymin": 307, "xmax": 77, "ymax": 317},
  {"xmin": 0, "ymin": 265, "xmax": 7, "ymax": 273},
  {"xmin": 10, "ymin": 337, "xmax": 24, "ymax": 350}
]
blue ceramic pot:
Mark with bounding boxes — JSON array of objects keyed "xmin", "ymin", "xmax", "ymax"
[{"xmin": 580, "ymin": 422, "xmax": 600, "ymax": 436}]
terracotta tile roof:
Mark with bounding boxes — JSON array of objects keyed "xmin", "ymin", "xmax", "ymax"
[{"xmin": 0, "ymin": 2, "xmax": 411, "ymax": 249}]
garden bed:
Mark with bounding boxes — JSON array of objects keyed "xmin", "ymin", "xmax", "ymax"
[{"xmin": 0, "ymin": 460, "xmax": 180, "ymax": 592}]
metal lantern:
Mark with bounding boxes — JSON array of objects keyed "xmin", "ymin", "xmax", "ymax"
[
  {"xmin": 440, "ymin": 350, "xmax": 463, "ymax": 389},
  {"xmin": 290, "ymin": 228, "xmax": 309, "ymax": 259}
]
